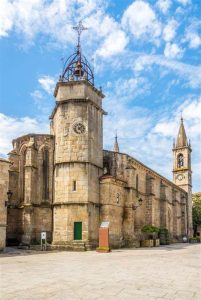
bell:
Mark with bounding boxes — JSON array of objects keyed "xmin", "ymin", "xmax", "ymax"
[{"xmin": 74, "ymin": 60, "xmax": 84, "ymax": 77}]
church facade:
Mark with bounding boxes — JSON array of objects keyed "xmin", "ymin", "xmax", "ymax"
[{"xmin": 4, "ymin": 24, "xmax": 193, "ymax": 250}]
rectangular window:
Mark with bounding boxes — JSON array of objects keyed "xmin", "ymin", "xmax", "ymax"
[
  {"xmin": 74, "ymin": 222, "xmax": 82, "ymax": 240},
  {"xmin": 72, "ymin": 180, "xmax": 76, "ymax": 191}
]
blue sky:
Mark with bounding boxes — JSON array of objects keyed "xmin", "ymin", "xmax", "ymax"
[{"xmin": 0, "ymin": 0, "xmax": 201, "ymax": 191}]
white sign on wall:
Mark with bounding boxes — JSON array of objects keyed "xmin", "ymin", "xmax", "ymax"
[
  {"xmin": 100, "ymin": 221, "xmax": 110, "ymax": 228},
  {"xmin": 41, "ymin": 232, "xmax": 47, "ymax": 240}
]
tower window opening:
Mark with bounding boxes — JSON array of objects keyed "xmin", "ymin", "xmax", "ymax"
[
  {"xmin": 73, "ymin": 180, "xmax": 77, "ymax": 191},
  {"xmin": 177, "ymin": 153, "xmax": 184, "ymax": 168}
]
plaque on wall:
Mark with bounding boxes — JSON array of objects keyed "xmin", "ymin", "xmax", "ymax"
[{"xmin": 100, "ymin": 221, "xmax": 110, "ymax": 228}]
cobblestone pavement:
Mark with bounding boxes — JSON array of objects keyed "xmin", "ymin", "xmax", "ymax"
[{"xmin": 0, "ymin": 243, "xmax": 200, "ymax": 300}]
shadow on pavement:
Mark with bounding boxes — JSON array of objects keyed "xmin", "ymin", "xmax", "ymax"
[
  {"xmin": 0, "ymin": 247, "xmax": 60, "ymax": 258},
  {"xmin": 1, "ymin": 243, "xmax": 200, "ymax": 257},
  {"xmin": 114, "ymin": 243, "xmax": 201, "ymax": 252}
]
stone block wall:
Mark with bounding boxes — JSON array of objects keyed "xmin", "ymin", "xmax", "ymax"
[
  {"xmin": 52, "ymin": 102, "xmax": 103, "ymax": 168},
  {"xmin": 102, "ymin": 150, "xmax": 189, "ymax": 243},
  {"xmin": 53, "ymin": 204, "xmax": 89, "ymax": 243},
  {"xmin": 33, "ymin": 207, "xmax": 52, "ymax": 242},
  {"xmin": 52, "ymin": 80, "xmax": 104, "ymax": 247},
  {"xmin": 0, "ymin": 158, "xmax": 10, "ymax": 250},
  {"xmin": 7, "ymin": 134, "xmax": 54, "ymax": 244},
  {"xmin": 100, "ymin": 176, "xmax": 126, "ymax": 247}
]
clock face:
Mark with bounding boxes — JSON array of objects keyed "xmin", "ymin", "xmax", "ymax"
[
  {"xmin": 73, "ymin": 122, "xmax": 86, "ymax": 134},
  {"xmin": 177, "ymin": 174, "xmax": 184, "ymax": 181}
]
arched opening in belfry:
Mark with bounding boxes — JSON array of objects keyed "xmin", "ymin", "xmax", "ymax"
[{"xmin": 177, "ymin": 153, "xmax": 184, "ymax": 168}]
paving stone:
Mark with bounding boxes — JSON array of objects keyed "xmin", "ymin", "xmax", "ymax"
[{"xmin": 0, "ymin": 244, "xmax": 200, "ymax": 300}]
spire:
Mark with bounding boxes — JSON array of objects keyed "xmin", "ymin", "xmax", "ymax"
[
  {"xmin": 176, "ymin": 117, "xmax": 188, "ymax": 147},
  {"xmin": 113, "ymin": 131, "xmax": 119, "ymax": 153}
]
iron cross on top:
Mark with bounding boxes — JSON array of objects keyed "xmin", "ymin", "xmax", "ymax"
[{"xmin": 73, "ymin": 21, "xmax": 88, "ymax": 45}]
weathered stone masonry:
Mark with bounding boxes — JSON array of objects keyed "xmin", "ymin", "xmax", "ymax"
[{"xmin": 1, "ymin": 34, "xmax": 192, "ymax": 250}]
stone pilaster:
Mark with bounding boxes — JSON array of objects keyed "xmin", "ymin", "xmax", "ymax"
[
  {"xmin": 172, "ymin": 188, "xmax": 178, "ymax": 239},
  {"xmin": 145, "ymin": 175, "xmax": 155, "ymax": 225},
  {"xmin": 123, "ymin": 165, "xmax": 135, "ymax": 245},
  {"xmin": 0, "ymin": 158, "xmax": 10, "ymax": 251},
  {"xmin": 160, "ymin": 181, "xmax": 167, "ymax": 228}
]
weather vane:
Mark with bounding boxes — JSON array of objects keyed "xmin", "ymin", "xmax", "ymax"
[{"xmin": 73, "ymin": 21, "xmax": 88, "ymax": 54}]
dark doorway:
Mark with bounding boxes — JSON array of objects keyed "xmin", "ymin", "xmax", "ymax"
[{"xmin": 74, "ymin": 222, "xmax": 82, "ymax": 240}]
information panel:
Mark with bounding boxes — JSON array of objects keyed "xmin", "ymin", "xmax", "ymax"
[{"xmin": 100, "ymin": 221, "xmax": 110, "ymax": 228}]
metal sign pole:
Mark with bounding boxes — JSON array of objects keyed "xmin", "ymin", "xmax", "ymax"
[{"xmin": 41, "ymin": 232, "xmax": 47, "ymax": 251}]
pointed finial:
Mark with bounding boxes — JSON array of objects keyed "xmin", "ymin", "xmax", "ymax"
[
  {"xmin": 180, "ymin": 111, "xmax": 183, "ymax": 122},
  {"xmin": 189, "ymin": 139, "xmax": 191, "ymax": 147},
  {"xmin": 113, "ymin": 130, "xmax": 119, "ymax": 153}
]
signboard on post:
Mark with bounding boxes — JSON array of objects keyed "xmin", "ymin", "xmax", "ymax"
[
  {"xmin": 41, "ymin": 231, "xmax": 47, "ymax": 251},
  {"xmin": 96, "ymin": 221, "xmax": 110, "ymax": 253},
  {"xmin": 41, "ymin": 232, "xmax": 46, "ymax": 240},
  {"xmin": 100, "ymin": 221, "xmax": 109, "ymax": 228}
]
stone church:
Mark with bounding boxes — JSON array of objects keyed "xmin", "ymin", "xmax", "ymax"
[{"xmin": 0, "ymin": 23, "xmax": 192, "ymax": 251}]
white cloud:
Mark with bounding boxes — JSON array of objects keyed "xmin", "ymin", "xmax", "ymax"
[
  {"xmin": 96, "ymin": 30, "xmax": 128, "ymax": 58},
  {"xmin": 163, "ymin": 20, "xmax": 178, "ymax": 42},
  {"xmin": 183, "ymin": 21, "xmax": 201, "ymax": 49},
  {"xmin": 122, "ymin": 0, "xmax": 162, "ymax": 44},
  {"xmin": 38, "ymin": 75, "xmax": 56, "ymax": 94},
  {"xmin": 0, "ymin": 113, "xmax": 49, "ymax": 156},
  {"xmin": 151, "ymin": 97, "xmax": 201, "ymax": 190},
  {"xmin": 103, "ymin": 84, "xmax": 201, "ymax": 192},
  {"xmin": 30, "ymin": 75, "xmax": 56, "ymax": 114},
  {"xmin": 164, "ymin": 42, "xmax": 183, "ymax": 59},
  {"xmin": 133, "ymin": 54, "xmax": 201, "ymax": 88},
  {"xmin": 177, "ymin": 0, "xmax": 191, "ymax": 5},
  {"xmin": 0, "ymin": 0, "xmax": 128, "ymax": 58},
  {"xmin": 0, "ymin": 0, "xmax": 105, "ymax": 43},
  {"xmin": 186, "ymin": 33, "xmax": 201, "ymax": 49},
  {"xmin": 31, "ymin": 90, "xmax": 43, "ymax": 101},
  {"xmin": 157, "ymin": 0, "xmax": 172, "ymax": 14},
  {"xmin": 112, "ymin": 77, "xmax": 150, "ymax": 101},
  {"xmin": 0, "ymin": 0, "xmax": 14, "ymax": 37}
]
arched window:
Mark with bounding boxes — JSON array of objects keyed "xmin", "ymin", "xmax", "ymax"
[
  {"xmin": 177, "ymin": 153, "xmax": 184, "ymax": 168},
  {"xmin": 42, "ymin": 149, "xmax": 49, "ymax": 200},
  {"xmin": 136, "ymin": 174, "xmax": 139, "ymax": 197}
]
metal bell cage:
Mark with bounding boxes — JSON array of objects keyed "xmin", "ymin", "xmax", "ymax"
[{"xmin": 60, "ymin": 51, "xmax": 94, "ymax": 86}]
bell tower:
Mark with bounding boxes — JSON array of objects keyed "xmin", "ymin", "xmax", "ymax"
[
  {"xmin": 51, "ymin": 22, "xmax": 105, "ymax": 249},
  {"xmin": 173, "ymin": 117, "xmax": 192, "ymax": 234}
]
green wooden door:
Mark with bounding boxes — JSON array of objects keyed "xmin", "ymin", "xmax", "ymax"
[{"xmin": 74, "ymin": 222, "xmax": 82, "ymax": 240}]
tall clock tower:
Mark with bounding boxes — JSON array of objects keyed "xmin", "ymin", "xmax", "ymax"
[
  {"xmin": 50, "ymin": 22, "xmax": 105, "ymax": 249},
  {"xmin": 173, "ymin": 117, "xmax": 192, "ymax": 234}
]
